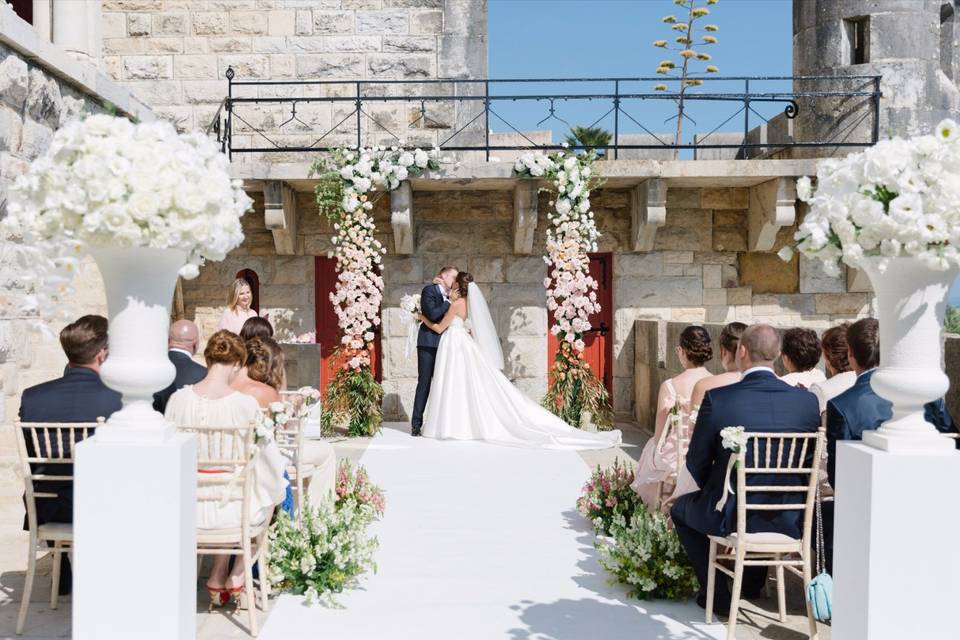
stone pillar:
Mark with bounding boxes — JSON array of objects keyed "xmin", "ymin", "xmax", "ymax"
[
  {"xmin": 52, "ymin": 0, "xmax": 101, "ymax": 63},
  {"xmin": 31, "ymin": 0, "xmax": 52, "ymax": 41}
]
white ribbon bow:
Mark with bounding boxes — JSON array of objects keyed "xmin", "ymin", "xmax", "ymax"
[{"xmin": 715, "ymin": 455, "xmax": 737, "ymax": 512}]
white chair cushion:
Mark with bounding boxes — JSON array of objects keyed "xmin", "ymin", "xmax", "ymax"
[{"xmin": 38, "ymin": 522, "xmax": 73, "ymax": 542}]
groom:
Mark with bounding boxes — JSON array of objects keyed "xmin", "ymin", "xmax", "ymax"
[{"xmin": 411, "ymin": 266, "xmax": 458, "ymax": 436}]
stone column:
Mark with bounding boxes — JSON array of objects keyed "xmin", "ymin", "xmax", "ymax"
[
  {"xmin": 31, "ymin": 0, "xmax": 52, "ymax": 41},
  {"xmin": 52, "ymin": 0, "xmax": 101, "ymax": 63}
]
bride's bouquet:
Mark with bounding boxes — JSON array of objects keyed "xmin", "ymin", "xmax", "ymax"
[{"xmin": 399, "ymin": 293, "xmax": 422, "ymax": 359}]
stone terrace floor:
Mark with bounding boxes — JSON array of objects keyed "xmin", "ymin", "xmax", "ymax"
[{"xmin": 0, "ymin": 423, "xmax": 828, "ymax": 639}]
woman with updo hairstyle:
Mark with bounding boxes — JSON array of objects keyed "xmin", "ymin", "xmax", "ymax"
[
  {"xmin": 218, "ymin": 278, "xmax": 259, "ymax": 335},
  {"xmin": 261, "ymin": 337, "xmax": 288, "ymax": 391},
  {"xmin": 631, "ymin": 325, "xmax": 715, "ymax": 512},
  {"xmin": 164, "ymin": 330, "xmax": 287, "ymax": 607},
  {"xmin": 809, "ymin": 322, "xmax": 857, "ymax": 413},
  {"xmin": 690, "ymin": 321, "xmax": 747, "ymax": 409},
  {"xmin": 780, "ymin": 327, "xmax": 827, "ymax": 389},
  {"xmin": 230, "ymin": 337, "xmax": 281, "ymax": 408},
  {"xmin": 239, "ymin": 316, "xmax": 274, "ymax": 342}
]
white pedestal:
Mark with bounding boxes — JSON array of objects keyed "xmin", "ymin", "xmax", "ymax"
[
  {"xmin": 833, "ymin": 442, "xmax": 960, "ymax": 640},
  {"xmin": 73, "ymin": 433, "xmax": 197, "ymax": 640}
]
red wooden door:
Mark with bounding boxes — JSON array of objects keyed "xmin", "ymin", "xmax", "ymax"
[
  {"xmin": 547, "ymin": 253, "xmax": 614, "ymax": 398},
  {"xmin": 314, "ymin": 257, "xmax": 381, "ymax": 392}
]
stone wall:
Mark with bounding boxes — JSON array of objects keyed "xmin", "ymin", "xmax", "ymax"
[
  {"xmin": 179, "ymin": 184, "xmax": 873, "ymax": 422},
  {"xmin": 100, "ymin": 0, "xmax": 488, "ymax": 155},
  {"xmin": 634, "ymin": 319, "xmax": 960, "ymax": 433},
  {"xmin": 0, "ymin": 6, "xmax": 153, "ymax": 497}
]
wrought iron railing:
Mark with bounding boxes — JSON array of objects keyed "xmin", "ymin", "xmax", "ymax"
[{"xmin": 211, "ymin": 68, "xmax": 882, "ymax": 161}]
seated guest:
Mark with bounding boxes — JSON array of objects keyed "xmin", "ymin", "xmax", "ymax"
[
  {"xmin": 218, "ymin": 278, "xmax": 258, "ymax": 335},
  {"xmin": 779, "ymin": 327, "xmax": 826, "ymax": 389},
  {"xmin": 230, "ymin": 338, "xmax": 282, "ymax": 407},
  {"xmin": 19, "ymin": 314, "xmax": 123, "ymax": 595},
  {"xmin": 257, "ymin": 337, "xmax": 337, "ymax": 504},
  {"xmin": 153, "ymin": 319, "xmax": 207, "ymax": 414},
  {"xmin": 690, "ymin": 321, "xmax": 747, "ymax": 409},
  {"xmin": 239, "ymin": 316, "xmax": 274, "ymax": 342},
  {"xmin": 631, "ymin": 326, "xmax": 714, "ymax": 510},
  {"xmin": 164, "ymin": 330, "xmax": 287, "ymax": 607},
  {"xmin": 809, "ymin": 322, "xmax": 856, "ymax": 413},
  {"xmin": 671, "ymin": 324, "xmax": 820, "ymax": 613}
]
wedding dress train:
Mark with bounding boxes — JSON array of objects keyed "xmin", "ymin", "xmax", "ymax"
[{"xmin": 421, "ymin": 316, "xmax": 621, "ymax": 450}]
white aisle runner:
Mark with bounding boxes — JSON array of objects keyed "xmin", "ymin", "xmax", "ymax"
[{"xmin": 261, "ymin": 426, "xmax": 724, "ymax": 640}]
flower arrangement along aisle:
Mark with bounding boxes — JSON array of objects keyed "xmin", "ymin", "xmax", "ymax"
[
  {"xmin": 576, "ymin": 458, "xmax": 640, "ymax": 536},
  {"xmin": 309, "ymin": 146, "xmax": 441, "ymax": 437},
  {"xmin": 1, "ymin": 114, "xmax": 250, "ymax": 332},
  {"xmin": 268, "ymin": 460, "xmax": 385, "ymax": 607},
  {"xmin": 513, "ymin": 149, "xmax": 613, "ymax": 430},
  {"xmin": 781, "ymin": 119, "xmax": 960, "ymax": 451}
]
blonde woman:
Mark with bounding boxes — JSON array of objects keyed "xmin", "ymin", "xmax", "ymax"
[{"xmin": 218, "ymin": 278, "xmax": 258, "ymax": 335}]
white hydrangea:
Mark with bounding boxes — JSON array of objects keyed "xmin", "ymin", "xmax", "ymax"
[{"xmin": 791, "ymin": 119, "xmax": 960, "ymax": 274}]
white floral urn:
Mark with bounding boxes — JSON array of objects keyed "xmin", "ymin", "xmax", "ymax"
[
  {"xmin": 92, "ymin": 247, "xmax": 186, "ymax": 443},
  {"xmin": 859, "ymin": 257, "xmax": 958, "ymax": 454}
]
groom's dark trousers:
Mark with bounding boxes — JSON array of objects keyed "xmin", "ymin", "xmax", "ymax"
[
  {"xmin": 670, "ymin": 370, "xmax": 820, "ymax": 602},
  {"xmin": 411, "ymin": 283, "xmax": 449, "ymax": 432}
]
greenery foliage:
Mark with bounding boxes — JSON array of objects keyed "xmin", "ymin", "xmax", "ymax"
[
  {"xmin": 564, "ymin": 126, "xmax": 613, "ymax": 155},
  {"xmin": 596, "ymin": 506, "xmax": 699, "ymax": 600},
  {"xmin": 576, "ymin": 458, "xmax": 640, "ymax": 535},
  {"xmin": 544, "ymin": 340, "xmax": 613, "ymax": 431},
  {"xmin": 321, "ymin": 348, "xmax": 384, "ymax": 437},
  {"xmin": 947, "ymin": 305, "xmax": 960, "ymax": 335},
  {"xmin": 267, "ymin": 460, "xmax": 384, "ymax": 607}
]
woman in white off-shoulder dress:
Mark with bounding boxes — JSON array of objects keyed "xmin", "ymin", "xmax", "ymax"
[{"xmin": 418, "ymin": 272, "xmax": 620, "ymax": 450}]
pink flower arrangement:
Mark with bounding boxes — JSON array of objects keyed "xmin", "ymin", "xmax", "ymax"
[
  {"xmin": 576, "ymin": 458, "xmax": 640, "ymax": 535},
  {"xmin": 335, "ymin": 459, "xmax": 385, "ymax": 518}
]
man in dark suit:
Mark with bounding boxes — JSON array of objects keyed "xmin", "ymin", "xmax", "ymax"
[
  {"xmin": 153, "ymin": 319, "xmax": 207, "ymax": 414},
  {"xmin": 410, "ymin": 266, "xmax": 457, "ymax": 436},
  {"xmin": 671, "ymin": 324, "xmax": 821, "ymax": 613},
  {"xmin": 19, "ymin": 314, "xmax": 122, "ymax": 594}
]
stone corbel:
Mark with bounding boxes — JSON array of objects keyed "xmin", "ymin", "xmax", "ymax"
[
  {"xmin": 748, "ymin": 176, "xmax": 797, "ymax": 251},
  {"xmin": 630, "ymin": 178, "xmax": 667, "ymax": 252},
  {"xmin": 513, "ymin": 181, "xmax": 538, "ymax": 254},
  {"xmin": 390, "ymin": 181, "xmax": 414, "ymax": 255},
  {"xmin": 263, "ymin": 181, "xmax": 298, "ymax": 255}
]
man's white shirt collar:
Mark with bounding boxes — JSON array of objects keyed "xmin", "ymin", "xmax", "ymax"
[
  {"xmin": 857, "ymin": 367, "xmax": 878, "ymax": 379},
  {"xmin": 742, "ymin": 366, "xmax": 775, "ymax": 377},
  {"xmin": 169, "ymin": 348, "xmax": 193, "ymax": 358},
  {"xmin": 438, "ymin": 283, "xmax": 448, "ymax": 300}
]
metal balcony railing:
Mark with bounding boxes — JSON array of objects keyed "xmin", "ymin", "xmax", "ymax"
[{"xmin": 211, "ymin": 68, "xmax": 882, "ymax": 161}]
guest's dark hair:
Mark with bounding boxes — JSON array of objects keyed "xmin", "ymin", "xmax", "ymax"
[
  {"xmin": 821, "ymin": 322, "xmax": 851, "ymax": 373},
  {"xmin": 679, "ymin": 325, "xmax": 713, "ymax": 366},
  {"xmin": 782, "ymin": 327, "xmax": 822, "ymax": 372},
  {"xmin": 262, "ymin": 337, "xmax": 286, "ymax": 391},
  {"xmin": 204, "ymin": 330, "xmax": 246, "ymax": 367},
  {"xmin": 455, "ymin": 271, "xmax": 474, "ymax": 297},
  {"xmin": 240, "ymin": 316, "xmax": 274, "ymax": 342},
  {"xmin": 244, "ymin": 338, "xmax": 273, "ymax": 386},
  {"xmin": 847, "ymin": 318, "xmax": 880, "ymax": 369},
  {"xmin": 60, "ymin": 315, "xmax": 109, "ymax": 365},
  {"xmin": 719, "ymin": 322, "xmax": 747, "ymax": 355}
]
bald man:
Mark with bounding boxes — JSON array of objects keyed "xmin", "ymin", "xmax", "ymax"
[
  {"xmin": 671, "ymin": 324, "xmax": 820, "ymax": 615},
  {"xmin": 153, "ymin": 319, "xmax": 207, "ymax": 414}
]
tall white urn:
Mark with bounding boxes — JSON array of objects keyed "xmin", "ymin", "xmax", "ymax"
[
  {"xmin": 91, "ymin": 247, "xmax": 183, "ymax": 441},
  {"xmin": 858, "ymin": 256, "xmax": 958, "ymax": 454}
]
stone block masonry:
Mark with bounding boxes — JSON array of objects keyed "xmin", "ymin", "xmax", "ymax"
[{"xmin": 101, "ymin": 0, "xmax": 488, "ymax": 146}]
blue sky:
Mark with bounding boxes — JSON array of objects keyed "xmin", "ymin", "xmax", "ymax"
[
  {"xmin": 487, "ymin": 0, "xmax": 794, "ymax": 146},
  {"xmin": 488, "ymin": 0, "xmax": 960, "ymax": 305}
]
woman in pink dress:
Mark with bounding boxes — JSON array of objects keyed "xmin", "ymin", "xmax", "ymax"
[
  {"xmin": 218, "ymin": 278, "xmax": 258, "ymax": 334},
  {"xmin": 631, "ymin": 326, "xmax": 714, "ymax": 512}
]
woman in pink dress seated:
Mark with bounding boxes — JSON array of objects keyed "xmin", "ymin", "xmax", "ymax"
[
  {"xmin": 218, "ymin": 278, "xmax": 258, "ymax": 334},
  {"xmin": 631, "ymin": 326, "xmax": 714, "ymax": 511}
]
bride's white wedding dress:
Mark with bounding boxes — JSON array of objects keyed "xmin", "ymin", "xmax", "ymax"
[{"xmin": 421, "ymin": 310, "xmax": 621, "ymax": 450}]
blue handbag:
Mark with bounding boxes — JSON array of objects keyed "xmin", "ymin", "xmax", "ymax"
[{"xmin": 806, "ymin": 486, "xmax": 833, "ymax": 621}]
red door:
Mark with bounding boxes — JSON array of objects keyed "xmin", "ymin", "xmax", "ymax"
[
  {"xmin": 547, "ymin": 253, "xmax": 613, "ymax": 399},
  {"xmin": 314, "ymin": 257, "xmax": 382, "ymax": 392}
]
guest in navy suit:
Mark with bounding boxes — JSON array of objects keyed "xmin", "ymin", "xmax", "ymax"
[
  {"xmin": 153, "ymin": 319, "xmax": 207, "ymax": 414},
  {"xmin": 19, "ymin": 315, "xmax": 122, "ymax": 594},
  {"xmin": 671, "ymin": 324, "xmax": 821, "ymax": 612},
  {"xmin": 410, "ymin": 266, "xmax": 457, "ymax": 436}
]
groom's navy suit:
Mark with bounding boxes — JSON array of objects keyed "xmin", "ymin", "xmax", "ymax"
[
  {"xmin": 671, "ymin": 369, "xmax": 820, "ymax": 599},
  {"xmin": 411, "ymin": 283, "xmax": 449, "ymax": 432}
]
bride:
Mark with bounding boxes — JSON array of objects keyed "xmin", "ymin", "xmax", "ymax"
[{"xmin": 418, "ymin": 271, "xmax": 621, "ymax": 450}]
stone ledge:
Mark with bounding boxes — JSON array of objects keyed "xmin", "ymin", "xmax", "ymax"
[{"xmin": 0, "ymin": 5, "xmax": 154, "ymax": 122}]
